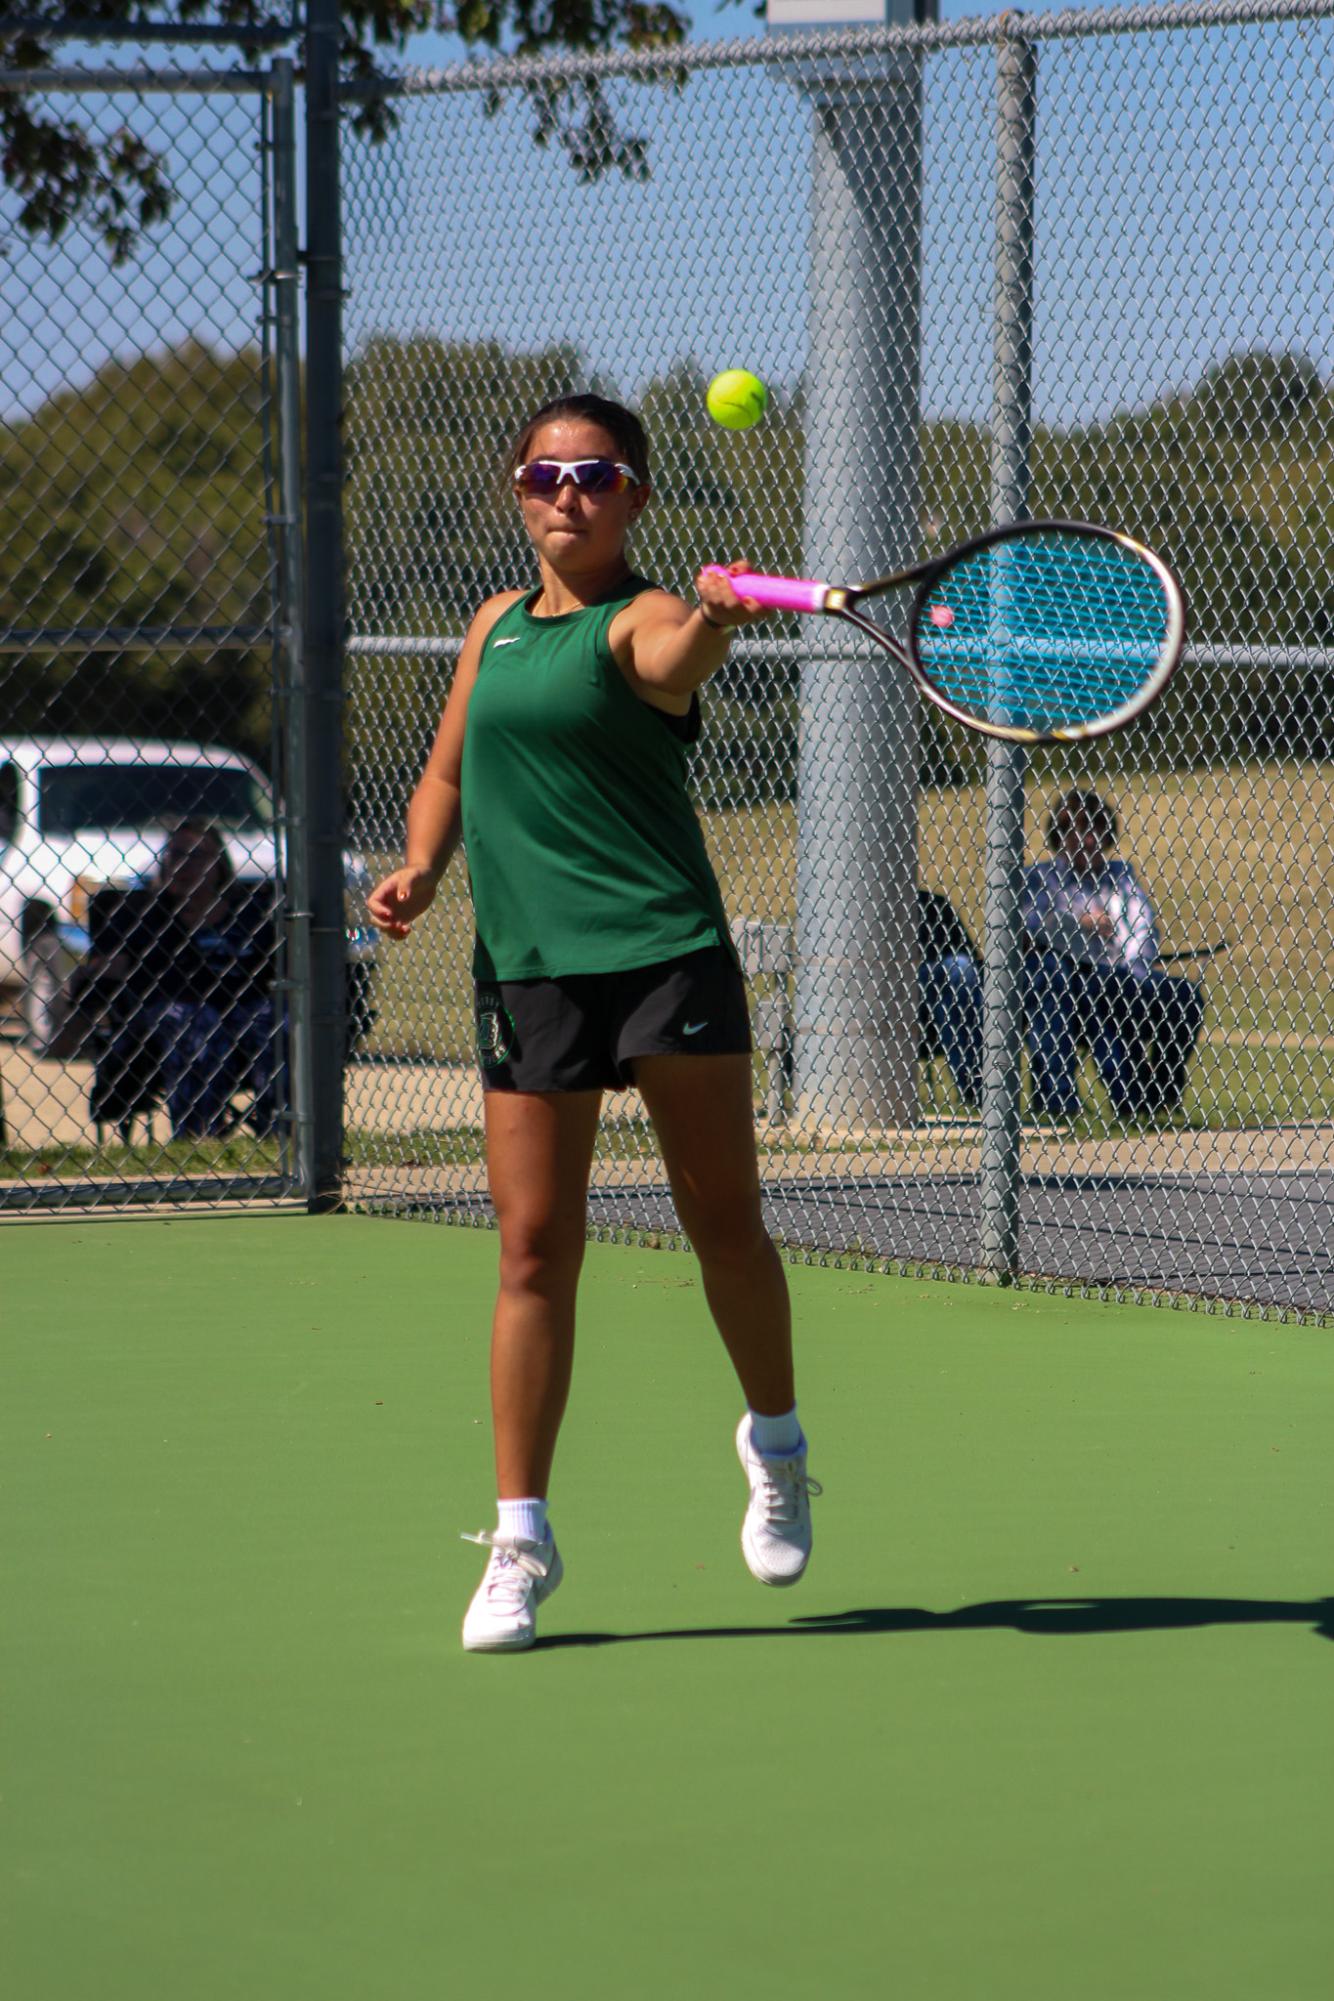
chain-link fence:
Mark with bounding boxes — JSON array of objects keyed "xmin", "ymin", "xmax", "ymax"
[
  {"xmin": 0, "ymin": 45, "xmax": 324, "ymax": 1209},
  {"xmin": 341, "ymin": 3, "xmax": 1334, "ymax": 1318}
]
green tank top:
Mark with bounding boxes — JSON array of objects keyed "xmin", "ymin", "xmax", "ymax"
[{"xmin": 461, "ymin": 575, "xmax": 734, "ymax": 981}]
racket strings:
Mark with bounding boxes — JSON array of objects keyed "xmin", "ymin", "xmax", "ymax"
[{"xmin": 915, "ymin": 533, "xmax": 1173, "ymax": 734}]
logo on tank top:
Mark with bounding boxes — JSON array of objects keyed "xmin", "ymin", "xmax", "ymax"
[{"xmin": 476, "ymin": 989, "xmax": 516, "ymax": 1068}]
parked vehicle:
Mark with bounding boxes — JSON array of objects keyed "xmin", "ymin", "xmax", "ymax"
[{"xmin": 0, "ymin": 737, "xmax": 378, "ymax": 1053}]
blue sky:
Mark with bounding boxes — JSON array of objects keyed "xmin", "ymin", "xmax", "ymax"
[
  {"xmin": 3, "ymin": 0, "xmax": 1076, "ymax": 426},
  {"xmin": 3, "ymin": 2, "xmax": 1331, "ymax": 430},
  {"xmin": 342, "ymin": 0, "xmax": 1333, "ymax": 428}
]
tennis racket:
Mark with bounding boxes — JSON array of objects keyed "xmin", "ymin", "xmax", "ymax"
[{"xmin": 704, "ymin": 520, "xmax": 1186, "ymax": 745}]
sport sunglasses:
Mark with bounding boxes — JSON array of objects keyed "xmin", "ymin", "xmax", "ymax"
[{"xmin": 512, "ymin": 457, "xmax": 642, "ymax": 498}]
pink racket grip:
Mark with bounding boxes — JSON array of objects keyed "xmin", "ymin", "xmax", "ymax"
[{"xmin": 700, "ymin": 566, "xmax": 829, "ymax": 614}]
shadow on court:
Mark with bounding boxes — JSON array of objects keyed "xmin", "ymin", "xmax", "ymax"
[{"xmin": 537, "ymin": 1594, "xmax": 1334, "ymax": 1649}]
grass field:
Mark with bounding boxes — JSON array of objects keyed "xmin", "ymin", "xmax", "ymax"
[
  {"xmin": 359, "ymin": 760, "xmax": 1334, "ymax": 1088},
  {"xmin": 346, "ymin": 758, "xmax": 1334, "ymax": 1141},
  {"xmin": 0, "ymin": 1131, "xmax": 285, "ymax": 1181},
  {"xmin": 5, "ymin": 1213, "xmax": 1332, "ymax": 2000},
  {"xmin": 2, "ymin": 762, "xmax": 1327, "ymax": 1184}
]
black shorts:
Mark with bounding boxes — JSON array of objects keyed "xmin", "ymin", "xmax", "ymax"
[{"xmin": 475, "ymin": 944, "xmax": 752, "ymax": 1093}]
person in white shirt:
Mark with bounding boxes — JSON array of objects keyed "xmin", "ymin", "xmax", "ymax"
[{"xmin": 1021, "ymin": 790, "xmax": 1204, "ymax": 1118}]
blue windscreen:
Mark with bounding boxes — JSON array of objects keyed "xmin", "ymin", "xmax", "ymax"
[{"xmin": 914, "ymin": 529, "xmax": 1172, "ymax": 735}]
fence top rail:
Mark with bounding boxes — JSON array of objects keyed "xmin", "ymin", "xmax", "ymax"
[
  {"xmin": 0, "ymin": 61, "xmax": 273, "ymax": 91},
  {"xmin": 346, "ymin": 635, "xmax": 1334, "ymax": 674},
  {"xmin": 347, "ymin": 0, "xmax": 1334, "ymax": 98}
]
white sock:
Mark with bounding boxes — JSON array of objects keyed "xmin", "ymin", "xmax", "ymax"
[
  {"xmin": 497, "ymin": 1497, "xmax": 548, "ymax": 1545},
  {"xmin": 748, "ymin": 1406, "xmax": 803, "ymax": 1459}
]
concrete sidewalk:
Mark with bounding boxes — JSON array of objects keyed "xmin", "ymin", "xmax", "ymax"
[
  {"xmin": 6, "ymin": 1028, "xmax": 1331, "ymax": 1178},
  {"xmin": 0, "ymin": 1036, "xmax": 493, "ymax": 1151}
]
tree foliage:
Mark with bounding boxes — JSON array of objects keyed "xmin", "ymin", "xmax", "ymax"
[
  {"xmin": 923, "ymin": 352, "xmax": 1334, "ymax": 635},
  {"xmin": 922, "ymin": 348, "xmax": 1334, "ymax": 766},
  {"xmin": 0, "ymin": 0, "xmax": 698, "ymax": 262},
  {"xmin": 0, "ymin": 340, "xmax": 275, "ymax": 756},
  {"xmin": 2, "ymin": 339, "xmax": 1331, "ymax": 804}
]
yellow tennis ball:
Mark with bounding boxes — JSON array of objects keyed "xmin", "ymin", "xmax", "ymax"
[{"xmin": 706, "ymin": 369, "xmax": 768, "ymax": 430}]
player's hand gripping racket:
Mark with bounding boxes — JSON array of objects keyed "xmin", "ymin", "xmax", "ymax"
[{"xmin": 705, "ymin": 520, "xmax": 1186, "ymax": 745}]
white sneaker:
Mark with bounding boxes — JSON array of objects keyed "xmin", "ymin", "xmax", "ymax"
[
  {"xmin": 460, "ymin": 1529, "xmax": 563, "ymax": 1652},
  {"xmin": 736, "ymin": 1415, "xmax": 821, "ymax": 1587}
]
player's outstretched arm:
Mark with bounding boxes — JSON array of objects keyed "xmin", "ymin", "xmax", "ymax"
[{"xmin": 619, "ymin": 567, "xmax": 767, "ymax": 698}]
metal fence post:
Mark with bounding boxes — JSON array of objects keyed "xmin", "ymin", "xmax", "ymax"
[
  {"xmin": 302, "ymin": 0, "xmax": 347, "ymax": 1210},
  {"xmin": 981, "ymin": 22, "xmax": 1037, "ymax": 1281},
  {"xmin": 791, "ymin": 12, "xmax": 928, "ymax": 1130},
  {"xmin": 269, "ymin": 58, "xmax": 315, "ymax": 1199}
]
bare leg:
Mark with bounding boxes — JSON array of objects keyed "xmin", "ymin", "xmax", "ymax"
[
  {"xmin": 483, "ymin": 1088, "xmax": 602, "ymax": 1498},
  {"xmin": 633, "ymin": 1053, "xmax": 794, "ymax": 1415}
]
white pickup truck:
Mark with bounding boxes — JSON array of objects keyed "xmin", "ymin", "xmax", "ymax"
[{"xmin": 0, "ymin": 736, "xmax": 378, "ymax": 1053}]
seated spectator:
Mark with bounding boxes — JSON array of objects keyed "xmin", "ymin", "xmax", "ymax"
[
  {"xmin": 1022, "ymin": 789, "xmax": 1205, "ymax": 1118},
  {"xmin": 914, "ymin": 798, "xmax": 1206, "ymax": 1119},
  {"xmin": 71, "ymin": 819, "xmax": 281, "ymax": 1141},
  {"xmin": 917, "ymin": 889, "xmax": 984, "ymax": 1103}
]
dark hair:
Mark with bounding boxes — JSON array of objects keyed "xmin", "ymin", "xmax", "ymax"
[
  {"xmin": 159, "ymin": 816, "xmax": 235, "ymax": 890},
  {"xmin": 505, "ymin": 394, "xmax": 650, "ymax": 484},
  {"xmin": 1046, "ymin": 788, "xmax": 1118, "ymax": 852}
]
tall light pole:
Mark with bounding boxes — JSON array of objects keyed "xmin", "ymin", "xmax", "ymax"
[{"xmin": 770, "ymin": 0, "xmax": 937, "ymax": 1130}]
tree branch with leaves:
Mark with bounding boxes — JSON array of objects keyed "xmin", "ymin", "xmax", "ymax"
[{"xmin": 0, "ymin": 0, "xmax": 702, "ymax": 262}]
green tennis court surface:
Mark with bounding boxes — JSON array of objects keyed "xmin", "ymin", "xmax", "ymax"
[{"xmin": 5, "ymin": 1215, "xmax": 1331, "ymax": 2000}]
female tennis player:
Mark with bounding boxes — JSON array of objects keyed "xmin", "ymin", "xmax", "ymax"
[{"xmin": 367, "ymin": 394, "xmax": 819, "ymax": 1652}]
